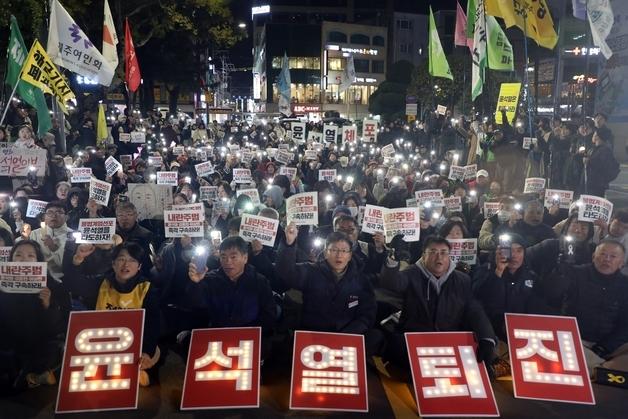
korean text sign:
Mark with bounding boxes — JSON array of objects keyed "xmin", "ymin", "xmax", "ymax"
[
  {"xmin": 239, "ymin": 213, "xmax": 279, "ymax": 247},
  {"xmin": 0, "ymin": 147, "xmax": 47, "ymax": 176},
  {"xmin": 286, "ymin": 192, "xmax": 319, "ymax": 226},
  {"xmin": 290, "ymin": 331, "xmax": 368, "ymax": 412},
  {"xmin": 505, "ymin": 313, "xmax": 595, "ymax": 405},
  {"xmin": 180, "ymin": 327, "xmax": 261, "ymax": 410},
  {"xmin": 164, "ymin": 203, "xmax": 204, "ymax": 238},
  {"xmin": 56, "ymin": 309, "xmax": 145, "ymax": 413},
  {"xmin": 405, "ymin": 331, "xmax": 499, "ymax": 417},
  {"xmin": 76, "ymin": 218, "xmax": 116, "ymax": 244},
  {"xmin": 578, "ymin": 195, "xmax": 613, "ymax": 224},
  {"xmin": 0, "ymin": 262, "xmax": 47, "ymax": 294}
]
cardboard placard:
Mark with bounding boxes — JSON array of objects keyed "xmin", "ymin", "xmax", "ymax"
[
  {"xmin": 362, "ymin": 119, "xmax": 378, "ymax": 143},
  {"xmin": 0, "ymin": 147, "xmax": 47, "ymax": 176},
  {"xmin": 118, "ymin": 133, "xmax": 131, "ymax": 142},
  {"xmin": 180, "ymin": 327, "xmax": 261, "ymax": 410},
  {"xmin": 26, "ymin": 199, "xmax": 48, "ymax": 218},
  {"xmin": 291, "ymin": 122, "xmax": 306, "ymax": 144},
  {"xmin": 577, "ymin": 195, "xmax": 613, "ymax": 223},
  {"xmin": 381, "ymin": 143, "xmax": 395, "ymax": 157},
  {"xmin": 323, "ymin": 124, "xmax": 338, "ymax": 143},
  {"xmin": 239, "ymin": 213, "xmax": 279, "ymax": 247},
  {"xmin": 447, "ymin": 238, "xmax": 478, "ymax": 265},
  {"xmin": 415, "ymin": 189, "xmax": 445, "ymax": 207},
  {"xmin": 286, "ymin": 192, "xmax": 318, "ymax": 226},
  {"xmin": 233, "ymin": 169, "xmax": 253, "ymax": 184},
  {"xmin": 383, "ymin": 207, "xmax": 421, "ymax": 243},
  {"xmin": 342, "ymin": 126, "xmax": 357, "ymax": 144},
  {"xmin": 436, "ymin": 104, "xmax": 447, "ymax": 115},
  {"xmin": 173, "ymin": 146, "xmax": 185, "ymax": 155},
  {"xmin": 290, "ymin": 331, "xmax": 368, "ymax": 412},
  {"xmin": 76, "ymin": 218, "xmax": 116, "ymax": 244},
  {"xmin": 164, "ymin": 203, "xmax": 204, "ymax": 238},
  {"xmin": 236, "ymin": 188, "xmax": 261, "ymax": 205},
  {"xmin": 405, "ymin": 332, "xmax": 499, "ymax": 417},
  {"xmin": 275, "ymin": 150, "xmax": 293, "ymax": 165},
  {"xmin": 506, "ymin": 313, "xmax": 595, "ymax": 405},
  {"xmin": 318, "ymin": 169, "xmax": 337, "ymax": 182},
  {"xmin": 70, "ymin": 167, "xmax": 92, "ymax": 183},
  {"xmin": 0, "ymin": 262, "xmax": 47, "ymax": 294},
  {"xmin": 156, "ymin": 171, "xmax": 178, "ymax": 186},
  {"xmin": 55, "ymin": 310, "xmax": 145, "ymax": 413},
  {"xmin": 89, "ymin": 179, "xmax": 112, "ymax": 206},
  {"xmin": 305, "ymin": 150, "xmax": 318, "ymax": 161},
  {"xmin": 443, "ymin": 196, "xmax": 463, "ymax": 212},
  {"xmin": 523, "ymin": 177, "xmax": 546, "ymax": 194},
  {"xmin": 195, "ymin": 161, "xmax": 214, "ymax": 178},
  {"xmin": 200, "ymin": 186, "xmax": 218, "ymax": 202},
  {"xmin": 544, "ymin": 189, "xmax": 574, "ymax": 210},
  {"xmin": 361, "ymin": 204, "xmax": 386, "ymax": 235},
  {"xmin": 147, "ymin": 156, "xmax": 163, "ymax": 167}
]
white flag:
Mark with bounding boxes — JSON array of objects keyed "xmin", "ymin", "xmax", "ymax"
[
  {"xmin": 103, "ymin": 0, "xmax": 119, "ymax": 69},
  {"xmin": 471, "ymin": 0, "xmax": 487, "ymax": 100},
  {"xmin": 47, "ymin": 0, "xmax": 115, "ymax": 86},
  {"xmin": 587, "ymin": 0, "xmax": 614, "ymax": 59},
  {"xmin": 339, "ymin": 54, "xmax": 355, "ymax": 93}
]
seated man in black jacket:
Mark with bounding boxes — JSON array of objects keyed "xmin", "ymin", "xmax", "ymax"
[
  {"xmin": 547, "ymin": 240, "xmax": 628, "ymax": 375},
  {"xmin": 277, "ymin": 225, "xmax": 381, "ymax": 355},
  {"xmin": 381, "ymin": 235, "xmax": 497, "ymax": 369}
]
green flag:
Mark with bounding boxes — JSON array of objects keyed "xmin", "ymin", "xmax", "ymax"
[
  {"xmin": 428, "ymin": 7, "xmax": 453, "ymax": 80},
  {"xmin": 466, "ymin": 0, "xmax": 476, "ymax": 40},
  {"xmin": 471, "ymin": 0, "xmax": 487, "ymax": 100},
  {"xmin": 5, "ymin": 16, "xmax": 51, "ymax": 136},
  {"xmin": 487, "ymin": 16, "xmax": 514, "ymax": 71}
]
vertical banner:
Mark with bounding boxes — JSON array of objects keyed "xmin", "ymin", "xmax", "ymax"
[
  {"xmin": 494, "ymin": 82, "xmax": 521, "ymax": 124},
  {"xmin": 405, "ymin": 331, "xmax": 499, "ymax": 417},
  {"xmin": 291, "ymin": 122, "xmax": 306, "ymax": 144},
  {"xmin": 290, "ymin": 331, "xmax": 368, "ymax": 412},
  {"xmin": 323, "ymin": 124, "xmax": 338, "ymax": 143},
  {"xmin": 342, "ymin": 126, "xmax": 357, "ymax": 145},
  {"xmin": 180, "ymin": 327, "xmax": 261, "ymax": 410},
  {"xmin": 56, "ymin": 310, "xmax": 145, "ymax": 413},
  {"xmin": 362, "ymin": 119, "xmax": 378, "ymax": 143},
  {"xmin": 505, "ymin": 313, "xmax": 595, "ymax": 405}
]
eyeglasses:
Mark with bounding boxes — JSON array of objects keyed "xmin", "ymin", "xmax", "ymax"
[
  {"xmin": 425, "ymin": 249, "xmax": 450, "ymax": 257},
  {"xmin": 45, "ymin": 210, "xmax": 65, "ymax": 216},
  {"xmin": 327, "ymin": 247, "xmax": 352, "ymax": 255}
]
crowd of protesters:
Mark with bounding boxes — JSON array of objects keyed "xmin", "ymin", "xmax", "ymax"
[{"xmin": 0, "ymin": 101, "xmax": 626, "ymax": 394}]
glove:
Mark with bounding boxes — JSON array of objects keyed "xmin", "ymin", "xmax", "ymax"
[
  {"xmin": 389, "ymin": 234, "xmax": 411, "ymax": 262},
  {"xmin": 476, "ymin": 340, "xmax": 496, "ymax": 365}
]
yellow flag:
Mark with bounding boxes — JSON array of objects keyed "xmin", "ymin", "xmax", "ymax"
[
  {"xmin": 97, "ymin": 104, "xmax": 108, "ymax": 146},
  {"xmin": 20, "ymin": 39, "xmax": 75, "ymax": 104},
  {"xmin": 485, "ymin": 0, "xmax": 557, "ymax": 49}
]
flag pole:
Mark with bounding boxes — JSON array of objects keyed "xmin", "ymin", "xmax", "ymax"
[
  {"xmin": 521, "ymin": 8, "xmax": 534, "ymax": 137},
  {"xmin": 0, "ymin": 78, "xmax": 20, "ymax": 127}
]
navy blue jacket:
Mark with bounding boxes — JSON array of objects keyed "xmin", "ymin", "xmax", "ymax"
[{"xmin": 276, "ymin": 243, "xmax": 376, "ymax": 334}]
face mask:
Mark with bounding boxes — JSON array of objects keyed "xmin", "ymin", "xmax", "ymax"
[
  {"xmin": 309, "ymin": 162, "xmax": 317, "ymax": 170},
  {"xmin": 348, "ymin": 207, "xmax": 358, "ymax": 217},
  {"xmin": 497, "ymin": 210, "xmax": 511, "ymax": 223}
]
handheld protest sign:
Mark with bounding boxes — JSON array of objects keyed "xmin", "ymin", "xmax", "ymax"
[
  {"xmin": 70, "ymin": 167, "xmax": 92, "ymax": 183},
  {"xmin": 0, "ymin": 262, "xmax": 47, "ymax": 294},
  {"xmin": 180, "ymin": 327, "xmax": 261, "ymax": 410},
  {"xmin": 26, "ymin": 199, "xmax": 48, "ymax": 218},
  {"xmin": 405, "ymin": 332, "xmax": 499, "ymax": 417},
  {"xmin": 447, "ymin": 238, "xmax": 478, "ymax": 265},
  {"xmin": 0, "ymin": 148, "xmax": 47, "ymax": 176},
  {"xmin": 544, "ymin": 189, "xmax": 574, "ymax": 210},
  {"xmin": 318, "ymin": 169, "xmax": 337, "ymax": 182},
  {"xmin": 523, "ymin": 177, "xmax": 546, "ymax": 194},
  {"xmin": 164, "ymin": 203, "xmax": 204, "ymax": 238},
  {"xmin": 56, "ymin": 309, "xmax": 145, "ymax": 413},
  {"xmin": 156, "ymin": 171, "xmax": 178, "ymax": 186},
  {"xmin": 362, "ymin": 119, "xmax": 378, "ymax": 143},
  {"xmin": 506, "ymin": 313, "xmax": 595, "ymax": 405},
  {"xmin": 105, "ymin": 156, "xmax": 123, "ymax": 178},
  {"xmin": 239, "ymin": 213, "xmax": 279, "ymax": 247},
  {"xmin": 286, "ymin": 192, "xmax": 318, "ymax": 226},
  {"xmin": 577, "ymin": 195, "xmax": 613, "ymax": 224},
  {"xmin": 361, "ymin": 204, "xmax": 385, "ymax": 235},
  {"xmin": 383, "ymin": 207, "xmax": 421, "ymax": 243},
  {"xmin": 90, "ymin": 179, "xmax": 112, "ymax": 206},
  {"xmin": 76, "ymin": 218, "xmax": 116, "ymax": 244},
  {"xmin": 289, "ymin": 331, "xmax": 368, "ymax": 412}
]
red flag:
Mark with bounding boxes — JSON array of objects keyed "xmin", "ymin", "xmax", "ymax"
[
  {"xmin": 125, "ymin": 18, "xmax": 141, "ymax": 92},
  {"xmin": 455, "ymin": 2, "xmax": 473, "ymax": 51}
]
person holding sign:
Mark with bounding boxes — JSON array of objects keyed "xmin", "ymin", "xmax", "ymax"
[
  {"xmin": 0, "ymin": 240, "xmax": 69, "ymax": 389},
  {"xmin": 64, "ymin": 242, "xmax": 161, "ymax": 386},
  {"xmin": 29, "ymin": 201, "xmax": 73, "ymax": 282},
  {"xmin": 278, "ymin": 225, "xmax": 381, "ymax": 355}
]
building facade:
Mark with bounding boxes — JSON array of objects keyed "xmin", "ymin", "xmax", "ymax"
[{"xmin": 391, "ymin": 12, "xmax": 428, "ymax": 67}]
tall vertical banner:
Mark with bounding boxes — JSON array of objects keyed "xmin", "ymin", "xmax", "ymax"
[
  {"xmin": 405, "ymin": 332, "xmax": 499, "ymax": 416},
  {"xmin": 323, "ymin": 124, "xmax": 338, "ymax": 143},
  {"xmin": 362, "ymin": 119, "xmax": 378, "ymax": 143},
  {"xmin": 125, "ymin": 19, "xmax": 141, "ymax": 92},
  {"xmin": 102, "ymin": 0, "xmax": 119, "ymax": 68},
  {"xmin": 56, "ymin": 310, "xmax": 145, "ymax": 413},
  {"xmin": 290, "ymin": 331, "xmax": 368, "ymax": 412},
  {"xmin": 471, "ymin": 0, "xmax": 487, "ymax": 100},
  {"xmin": 505, "ymin": 313, "xmax": 595, "ymax": 405},
  {"xmin": 180, "ymin": 327, "xmax": 261, "ymax": 410}
]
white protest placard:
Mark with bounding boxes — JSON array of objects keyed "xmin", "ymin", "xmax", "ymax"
[
  {"xmin": 120, "ymin": 155, "xmax": 132, "ymax": 169},
  {"xmin": 415, "ymin": 189, "xmax": 444, "ymax": 207},
  {"xmin": 195, "ymin": 149, "xmax": 208, "ymax": 161},
  {"xmin": 578, "ymin": 195, "xmax": 613, "ymax": 224},
  {"xmin": 157, "ymin": 171, "xmax": 178, "ymax": 186},
  {"xmin": 275, "ymin": 150, "xmax": 293, "ymax": 165},
  {"xmin": 119, "ymin": 133, "xmax": 131, "ymax": 143},
  {"xmin": 361, "ymin": 204, "xmax": 386, "ymax": 234},
  {"xmin": 463, "ymin": 164, "xmax": 477, "ymax": 181},
  {"xmin": 239, "ymin": 213, "xmax": 279, "ymax": 247},
  {"xmin": 130, "ymin": 132, "xmax": 146, "ymax": 143},
  {"xmin": 305, "ymin": 150, "xmax": 318, "ymax": 160},
  {"xmin": 522, "ymin": 137, "xmax": 538, "ymax": 150},
  {"xmin": 148, "ymin": 156, "xmax": 163, "ymax": 167},
  {"xmin": 105, "ymin": 156, "xmax": 123, "ymax": 177},
  {"xmin": 523, "ymin": 177, "xmax": 546, "ymax": 194},
  {"xmin": 448, "ymin": 165, "xmax": 466, "ymax": 181},
  {"xmin": 173, "ymin": 146, "xmax": 185, "ymax": 155},
  {"xmin": 483, "ymin": 202, "xmax": 501, "ymax": 219},
  {"xmin": 89, "ymin": 179, "xmax": 112, "ymax": 206},
  {"xmin": 0, "ymin": 262, "xmax": 47, "ymax": 294},
  {"xmin": 233, "ymin": 168, "xmax": 253, "ymax": 184},
  {"xmin": 0, "ymin": 147, "xmax": 47, "ymax": 176},
  {"xmin": 286, "ymin": 192, "xmax": 318, "ymax": 226},
  {"xmin": 362, "ymin": 119, "xmax": 378, "ymax": 143},
  {"xmin": 278, "ymin": 143, "xmax": 289, "ymax": 151},
  {"xmin": 200, "ymin": 186, "xmax": 217, "ymax": 202},
  {"xmin": 312, "ymin": 142, "xmax": 324, "ymax": 152},
  {"xmin": 448, "ymin": 238, "xmax": 478, "ymax": 265},
  {"xmin": 70, "ymin": 167, "xmax": 92, "ymax": 183},
  {"xmin": 127, "ymin": 183, "xmax": 173, "ymax": 221},
  {"xmin": 26, "ymin": 199, "xmax": 48, "ymax": 218},
  {"xmin": 228, "ymin": 144, "xmax": 241, "ymax": 152},
  {"xmin": 342, "ymin": 126, "xmax": 357, "ymax": 144},
  {"xmin": 437, "ymin": 104, "xmax": 447, "ymax": 115},
  {"xmin": 323, "ymin": 124, "xmax": 338, "ymax": 143},
  {"xmin": 318, "ymin": 169, "xmax": 337, "ymax": 182},
  {"xmin": 0, "ymin": 247, "xmax": 11, "ymax": 262},
  {"xmin": 406, "ymin": 198, "xmax": 418, "ymax": 207},
  {"xmin": 307, "ymin": 131, "xmax": 322, "ymax": 144},
  {"xmin": 195, "ymin": 161, "xmax": 214, "ymax": 177},
  {"xmin": 236, "ymin": 188, "xmax": 261, "ymax": 205},
  {"xmin": 544, "ymin": 189, "xmax": 574, "ymax": 210},
  {"xmin": 241, "ymin": 149, "xmax": 253, "ymax": 165},
  {"xmin": 76, "ymin": 218, "xmax": 116, "ymax": 244},
  {"xmin": 383, "ymin": 207, "xmax": 421, "ymax": 243},
  {"xmin": 279, "ymin": 166, "xmax": 297, "ymax": 179},
  {"xmin": 381, "ymin": 143, "xmax": 395, "ymax": 158},
  {"xmin": 444, "ymin": 196, "xmax": 463, "ymax": 212},
  {"xmin": 164, "ymin": 203, "xmax": 204, "ymax": 238},
  {"xmin": 291, "ymin": 122, "xmax": 306, "ymax": 144}
]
